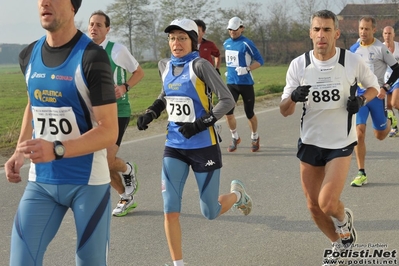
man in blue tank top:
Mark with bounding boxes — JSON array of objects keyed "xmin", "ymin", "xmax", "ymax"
[{"xmin": 4, "ymin": 1, "xmax": 117, "ymax": 265}]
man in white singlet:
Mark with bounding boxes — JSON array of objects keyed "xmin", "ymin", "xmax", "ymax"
[
  {"xmin": 349, "ymin": 16, "xmax": 399, "ymax": 187},
  {"xmin": 280, "ymin": 10, "xmax": 379, "ymax": 265},
  {"xmin": 382, "ymin": 26, "xmax": 399, "ymax": 137}
]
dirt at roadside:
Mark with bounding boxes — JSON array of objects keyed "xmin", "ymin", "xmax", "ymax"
[{"xmin": 0, "ymin": 95, "xmax": 282, "ymax": 169}]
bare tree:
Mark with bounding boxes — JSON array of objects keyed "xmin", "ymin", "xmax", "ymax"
[
  {"xmin": 318, "ymin": 0, "xmax": 334, "ymax": 11},
  {"xmin": 207, "ymin": 2, "xmax": 268, "ymax": 51},
  {"xmin": 266, "ymin": 2, "xmax": 293, "ymax": 63},
  {"xmin": 141, "ymin": 10, "xmax": 164, "ymax": 61},
  {"xmin": 75, "ymin": 19, "xmax": 84, "ymax": 33},
  {"xmin": 294, "ymin": 0, "xmax": 319, "ymax": 27},
  {"xmin": 335, "ymin": 0, "xmax": 350, "ymax": 12},
  {"xmin": 154, "ymin": 0, "xmax": 220, "ymax": 57},
  {"xmin": 105, "ymin": 0, "xmax": 151, "ymax": 56}
]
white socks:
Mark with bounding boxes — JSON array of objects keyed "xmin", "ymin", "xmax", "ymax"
[
  {"xmin": 232, "ymin": 190, "xmax": 241, "ymax": 203},
  {"xmin": 230, "ymin": 130, "xmax": 259, "ymax": 140},
  {"xmin": 251, "ymin": 132, "xmax": 258, "ymax": 140},
  {"xmin": 173, "ymin": 260, "xmax": 184, "ymax": 266},
  {"xmin": 230, "ymin": 129, "xmax": 239, "ymax": 139},
  {"xmin": 123, "ymin": 162, "xmax": 132, "ymax": 175},
  {"xmin": 119, "ymin": 193, "xmax": 129, "ymax": 199},
  {"xmin": 335, "ymin": 214, "xmax": 348, "ymax": 227}
]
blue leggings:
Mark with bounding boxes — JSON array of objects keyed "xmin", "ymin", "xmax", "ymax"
[
  {"xmin": 10, "ymin": 181, "xmax": 111, "ymax": 266},
  {"xmin": 162, "ymin": 157, "xmax": 222, "ymax": 220}
]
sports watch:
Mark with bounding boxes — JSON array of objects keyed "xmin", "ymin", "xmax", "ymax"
[
  {"xmin": 381, "ymin": 84, "xmax": 390, "ymax": 92},
  {"xmin": 359, "ymin": 95, "xmax": 367, "ymax": 106},
  {"xmin": 123, "ymin": 83, "xmax": 130, "ymax": 92},
  {"xmin": 53, "ymin": 140, "xmax": 65, "ymax": 160}
]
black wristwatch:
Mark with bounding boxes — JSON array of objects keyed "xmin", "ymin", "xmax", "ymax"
[
  {"xmin": 53, "ymin": 141, "xmax": 65, "ymax": 160},
  {"xmin": 381, "ymin": 84, "xmax": 390, "ymax": 92},
  {"xmin": 359, "ymin": 95, "xmax": 367, "ymax": 106},
  {"xmin": 123, "ymin": 83, "xmax": 130, "ymax": 92}
]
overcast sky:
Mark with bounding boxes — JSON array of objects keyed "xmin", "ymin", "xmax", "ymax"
[{"xmin": 0, "ymin": 0, "xmax": 252, "ymax": 44}]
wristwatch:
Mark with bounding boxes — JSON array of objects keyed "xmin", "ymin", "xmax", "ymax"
[
  {"xmin": 123, "ymin": 83, "xmax": 130, "ymax": 92},
  {"xmin": 359, "ymin": 95, "xmax": 367, "ymax": 106},
  {"xmin": 53, "ymin": 141, "xmax": 65, "ymax": 160},
  {"xmin": 381, "ymin": 84, "xmax": 390, "ymax": 92}
]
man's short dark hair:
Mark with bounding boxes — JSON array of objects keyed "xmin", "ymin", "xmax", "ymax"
[
  {"xmin": 194, "ymin": 19, "xmax": 206, "ymax": 32},
  {"xmin": 311, "ymin": 10, "xmax": 339, "ymax": 30},
  {"xmin": 90, "ymin": 10, "xmax": 111, "ymax": 28},
  {"xmin": 359, "ymin": 16, "xmax": 376, "ymax": 29}
]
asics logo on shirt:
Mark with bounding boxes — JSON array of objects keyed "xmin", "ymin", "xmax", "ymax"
[
  {"xmin": 31, "ymin": 72, "xmax": 46, "ymax": 79},
  {"xmin": 205, "ymin": 160, "xmax": 216, "ymax": 167}
]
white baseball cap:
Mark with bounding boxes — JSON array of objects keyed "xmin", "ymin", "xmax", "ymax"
[
  {"xmin": 227, "ymin": 17, "xmax": 244, "ymax": 30},
  {"xmin": 164, "ymin": 19, "xmax": 198, "ymax": 36}
]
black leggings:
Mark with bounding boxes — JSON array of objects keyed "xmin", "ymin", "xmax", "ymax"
[{"xmin": 226, "ymin": 84, "xmax": 255, "ymax": 119}]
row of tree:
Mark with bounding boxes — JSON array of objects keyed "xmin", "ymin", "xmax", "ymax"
[
  {"xmin": 96, "ymin": 0, "xmax": 390, "ymax": 64},
  {"xmin": 1, "ymin": 0, "xmax": 395, "ymax": 65},
  {"xmin": 0, "ymin": 44, "xmax": 26, "ymax": 65}
]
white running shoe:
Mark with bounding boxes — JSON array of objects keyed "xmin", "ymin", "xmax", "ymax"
[
  {"xmin": 123, "ymin": 162, "xmax": 138, "ymax": 196},
  {"xmin": 231, "ymin": 179, "xmax": 252, "ymax": 215},
  {"xmin": 112, "ymin": 195, "xmax": 137, "ymax": 217},
  {"xmin": 335, "ymin": 208, "xmax": 357, "ymax": 249}
]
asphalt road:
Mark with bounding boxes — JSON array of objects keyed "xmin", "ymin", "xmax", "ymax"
[{"xmin": 1, "ymin": 103, "xmax": 398, "ymax": 266}]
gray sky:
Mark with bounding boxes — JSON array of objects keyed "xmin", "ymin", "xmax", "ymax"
[{"xmin": 0, "ymin": 0, "xmax": 248, "ymax": 44}]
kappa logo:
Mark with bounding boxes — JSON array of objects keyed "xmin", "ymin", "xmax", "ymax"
[{"xmin": 205, "ymin": 160, "xmax": 215, "ymax": 167}]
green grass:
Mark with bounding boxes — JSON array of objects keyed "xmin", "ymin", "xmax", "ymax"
[{"xmin": 0, "ymin": 64, "xmax": 288, "ymax": 149}]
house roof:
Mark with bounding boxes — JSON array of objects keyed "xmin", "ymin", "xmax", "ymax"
[
  {"xmin": 337, "ymin": 3, "xmax": 399, "ymax": 34},
  {"xmin": 338, "ymin": 3, "xmax": 399, "ymax": 18}
]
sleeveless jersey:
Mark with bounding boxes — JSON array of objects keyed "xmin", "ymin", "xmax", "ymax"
[
  {"xmin": 26, "ymin": 34, "xmax": 110, "ymax": 185},
  {"xmin": 104, "ymin": 41, "xmax": 131, "ymax": 117},
  {"xmin": 300, "ymin": 49, "xmax": 357, "ymax": 149},
  {"xmin": 162, "ymin": 59, "xmax": 219, "ymax": 149}
]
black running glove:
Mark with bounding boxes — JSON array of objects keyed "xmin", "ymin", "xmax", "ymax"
[
  {"xmin": 177, "ymin": 112, "xmax": 217, "ymax": 139},
  {"xmin": 137, "ymin": 112, "xmax": 155, "ymax": 130},
  {"xmin": 346, "ymin": 96, "xmax": 365, "ymax": 115},
  {"xmin": 290, "ymin": 85, "xmax": 311, "ymax": 102},
  {"xmin": 137, "ymin": 99, "xmax": 165, "ymax": 130}
]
